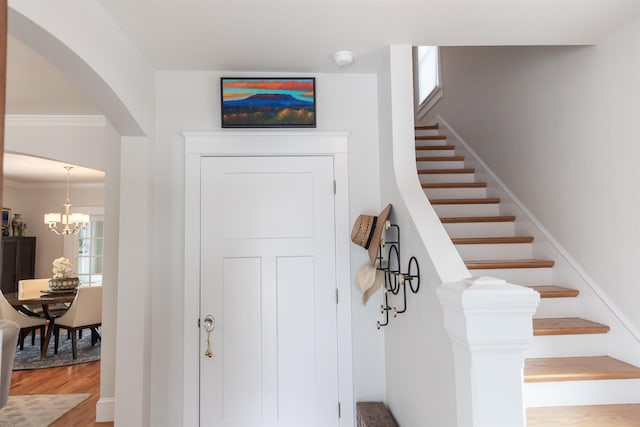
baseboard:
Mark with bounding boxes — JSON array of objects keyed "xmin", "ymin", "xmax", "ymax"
[{"xmin": 96, "ymin": 396, "xmax": 115, "ymax": 422}]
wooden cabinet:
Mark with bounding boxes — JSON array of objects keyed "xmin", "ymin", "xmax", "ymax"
[{"xmin": 1, "ymin": 237, "xmax": 36, "ymax": 294}]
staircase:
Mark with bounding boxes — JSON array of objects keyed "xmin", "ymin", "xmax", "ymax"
[{"xmin": 415, "ymin": 123, "xmax": 640, "ymax": 426}]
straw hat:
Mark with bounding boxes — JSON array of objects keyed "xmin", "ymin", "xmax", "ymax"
[
  {"xmin": 351, "ymin": 204, "xmax": 392, "ymax": 266},
  {"xmin": 354, "ymin": 263, "xmax": 384, "ymax": 305}
]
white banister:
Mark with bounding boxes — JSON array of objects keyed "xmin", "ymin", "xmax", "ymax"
[{"xmin": 437, "ymin": 276, "xmax": 540, "ymax": 427}]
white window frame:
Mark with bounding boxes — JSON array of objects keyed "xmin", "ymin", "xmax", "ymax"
[
  {"xmin": 414, "ymin": 45, "xmax": 443, "ymax": 120},
  {"xmin": 63, "ymin": 206, "xmax": 104, "ymax": 286}
]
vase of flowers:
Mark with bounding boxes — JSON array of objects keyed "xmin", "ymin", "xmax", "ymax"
[{"xmin": 49, "ymin": 257, "xmax": 79, "ymax": 290}]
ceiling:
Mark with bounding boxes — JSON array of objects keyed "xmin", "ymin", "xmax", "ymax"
[
  {"xmin": 98, "ymin": 0, "xmax": 640, "ymax": 73},
  {"xmin": 4, "ymin": 35, "xmax": 104, "ymax": 184},
  {"xmin": 3, "ymin": 153, "xmax": 105, "ymax": 185},
  {"xmin": 4, "ymin": 0, "xmax": 640, "ymax": 182}
]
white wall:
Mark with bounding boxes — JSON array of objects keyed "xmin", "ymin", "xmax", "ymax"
[
  {"xmin": 377, "ymin": 46, "xmax": 458, "ymax": 427},
  {"xmin": 152, "ymin": 71, "xmax": 385, "ymax": 425},
  {"xmin": 426, "ymin": 17, "xmax": 640, "ymax": 331}
]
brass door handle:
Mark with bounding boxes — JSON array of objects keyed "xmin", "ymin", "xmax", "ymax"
[{"xmin": 203, "ymin": 315, "xmax": 215, "ymax": 358}]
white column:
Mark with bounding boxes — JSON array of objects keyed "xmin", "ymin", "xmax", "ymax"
[
  {"xmin": 437, "ymin": 276, "xmax": 540, "ymax": 427},
  {"xmin": 113, "ymin": 136, "xmax": 152, "ymax": 426}
]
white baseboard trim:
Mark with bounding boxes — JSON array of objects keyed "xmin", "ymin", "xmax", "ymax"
[{"xmin": 96, "ymin": 397, "xmax": 115, "ymax": 422}]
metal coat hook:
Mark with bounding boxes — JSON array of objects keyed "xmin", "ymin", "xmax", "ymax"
[{"xmin": 375, "ymin": 222, "xmax": 421, "ymax": 330}]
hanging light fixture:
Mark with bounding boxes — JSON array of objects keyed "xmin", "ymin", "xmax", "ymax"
[{"xmin": 43, "ymin": 166, "xmax": 90, "ymax": 235}]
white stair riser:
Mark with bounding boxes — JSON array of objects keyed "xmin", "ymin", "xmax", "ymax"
[
  {"xmin": 525, "ymin": 379, "xmax": 640, "ymax": 407},
  {"xmin": 444, "ymin": 221, "xmax": 515, "ymax": 237},
  {"xmin": 415, "ymin": 142, "xmax": 449, "ymax": 150},
  {"xmin": 433, "ymin": 203, "xmax": 500, "ymax": 217},
  {"xmin": 526, "ymin": 334, "xmax": 607, "ymax": 358},
  {"xmin": 419, "ymin": 173, "xmax": 476, "ymax": 184},
  {"xmin": 414, "ymin": 129, "xmax": 441, "ymax": 137},
  {"xmin": 534, "ymin": 297, "xmax": 578, "ymax": 318},
  {"xmin": 456, "ymin": 243, "xmax": 533, "ymax": 260},
  {"xmin": 424, "ymin": 187, "xmax": 487, "ymax": 199},
  {"xmin": 467, "ymin": 267, "xmax": 553, "ymax": 285},
  {"xmin": 415, "ymin": 149, "xmax": 455, "ymax": 157},
  {"xmin": 416, "ymin": 160, "xmax": 465, "ymax": 169}
]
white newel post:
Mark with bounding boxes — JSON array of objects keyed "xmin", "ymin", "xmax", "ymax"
[{"xmin": 437, "ymin": 276, "xmax": 540, "ymax": 427}]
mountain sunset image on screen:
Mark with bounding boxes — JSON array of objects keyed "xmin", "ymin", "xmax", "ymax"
[{"xmin": 221, "ymin": 78, "xmax": 316, "ymax": 127}]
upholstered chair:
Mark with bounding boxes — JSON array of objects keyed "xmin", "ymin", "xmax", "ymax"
[
  {"xmin": 0, "ymin": 320, "xmax": 19, "ymax": 409},
  {"xmin": 0, "ymin": 292, "xmax": 47, "ymax": 351},
  {"xmin": 17, "ymin": 278, "xmax": 50, "ymax": 300},
  {"xmin": 18, "ymin": 278, "xmax": 70, "ymax": 313},
  {"xmin": 54, "ymin": 286, "xmax": 102, "ymax": 359}
]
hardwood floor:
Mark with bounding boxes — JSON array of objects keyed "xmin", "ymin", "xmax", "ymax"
[{"xmin": 10, "ymin": 360, "xmax": 113, "ymax": 426}]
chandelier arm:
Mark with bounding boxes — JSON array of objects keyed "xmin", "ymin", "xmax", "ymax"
[{"xmin": 44, "ymin": 165, "xmax": 90, "ymax": 237}]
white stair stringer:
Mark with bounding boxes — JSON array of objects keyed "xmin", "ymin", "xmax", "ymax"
[
  {"xmin": 417, "ymin": 117, "xmax": 640, "ymax": 414},
  {"xmin": 525, "ymin": 379, "xmax": 640, "ymax": 407},
  {"xmin": 431, "ymin": 114, "xmax": 640, "ymax": 371}
]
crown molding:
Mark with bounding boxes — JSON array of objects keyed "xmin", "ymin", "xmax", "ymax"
[{"xmin": 5, "ymin": 114, "xmax": 107, "ymax": 127}]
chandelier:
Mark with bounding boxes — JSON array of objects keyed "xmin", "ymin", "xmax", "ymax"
[{"xmin": 43, "ymin": 166, "xmax": 90, "ymax": 235}]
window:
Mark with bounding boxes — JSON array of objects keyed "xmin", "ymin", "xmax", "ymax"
[
  {"xmin": 417, "ymin": 45, "xmax": 440, "ymax": 105},
  {"xmin": 64, "ymin": 208, "xmax": 104, "ymax": 286},
  {"xmin": 77, "ymin": 217, "xmax": 103, "ymax": 286}
]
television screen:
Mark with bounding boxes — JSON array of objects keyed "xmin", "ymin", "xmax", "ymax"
[{"xmin": 221, "ymin": 77, "xmax": 316, "ymax": 128}]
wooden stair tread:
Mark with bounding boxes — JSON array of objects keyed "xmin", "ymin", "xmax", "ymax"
[
  {"xmin": 527, "ymin": 404, "xmax": 640, "ymax": 427},
  {"xmin": 422, "ymin": 182, "xmax": 486, "ymax": 189},
  {"xmin": 416, "ymin": 135, "xmax": 446, "ymax": 140},
  {"xmin": 416, "ymin": 155, "xmax": 464, "ymax": 161},
  {"xmin": 465, "ymin": 259, "xmax": 555, "ymax": 269},
  {"xmin": 440, "ymin": 215, "xmax": 516, "ymax": 223},
  {"xmin": 415, "ymin": 124, "xmax": 439, "ymax": 130},
  {"xmin": 452, "ymin": 236, "xmax": 533, "ymax": 244},
  {"xmin": 529, "ymin": 285, "xmax": 580, "ymax": 298},
  {"xmin": 418, "ymin": 168, "xmax": 475, "ymax": 174},
  {"xmin": 524, "ymin": 356, "xmax": 640, "ymax": 383},
  {"xmin": 416, "ymin": 145, "xmax": 455, "ymax": 151},
  {"xmin": 430, "ymin": 197, "xmax": 500, "ymax": 205},
  {"xmin": 533, "ymin": 317, "xmax": 610, "ymax": 336}
]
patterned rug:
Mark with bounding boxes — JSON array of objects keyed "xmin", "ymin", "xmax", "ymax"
[
  {"xmin": 0, "ymin": 393, "xmax": 91, "ymax": 427},
  {"xmin": 13, "ymin": 332, "xmax": 100, "ymax": 370}
]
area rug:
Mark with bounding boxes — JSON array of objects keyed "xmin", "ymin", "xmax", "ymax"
[
  {"xmin": 13, "ymin": 333, "xmax": 100, "ymax": 370},
  {"xmin": 0, "ymin": 393, "xmax": 91, "ymax": 427}
]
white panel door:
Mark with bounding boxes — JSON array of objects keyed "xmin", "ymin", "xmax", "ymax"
[{"xmin": 200, "ymin": 156, "xmax": 338, "ymax": 427}]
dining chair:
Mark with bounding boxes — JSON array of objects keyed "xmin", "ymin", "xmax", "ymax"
[
  {"xmin": 0, "ymin": 320, "xmax": 19, "ymax": 409},
  {"xmin": 18, "ymin": 278, "xmax": 70, "ymax": 312},
  {"xmin": 18, "ymin": 278, "xmax": 50, "ymax": 300},
  {"xmin": 0, "ymin": 292, "xmax": 47, "ymax": 351},
  {"xmin": 53, "ymin": 286, "xmax": 102, "ymax": 359}
]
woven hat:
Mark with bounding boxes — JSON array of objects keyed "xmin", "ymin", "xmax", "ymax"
[
  {"xmin": 351, "ymin": 204, "xmax": 392, "ymax": 266},
  {"xmin": 354, "ymin": 263, "xmax": 384, "ymax": 305},
  {"xmin": 361, "ymin": 269, "xmax": 383, "ymax": 305}
]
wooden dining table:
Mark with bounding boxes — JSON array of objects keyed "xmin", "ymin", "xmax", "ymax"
[{"xmin": 5, "ymin": 290, "xmax": 77, "ymax": 357}]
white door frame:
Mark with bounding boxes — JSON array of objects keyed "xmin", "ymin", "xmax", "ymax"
[{"xmin": 183, "ymin": 131, "xmax": 353, "ymax": 427}]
